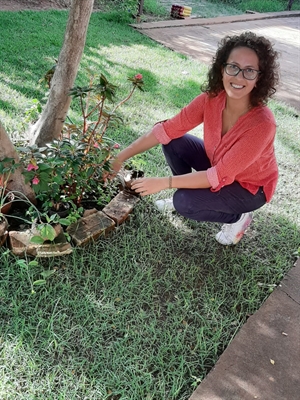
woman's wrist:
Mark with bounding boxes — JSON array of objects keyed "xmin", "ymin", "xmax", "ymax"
[
  {"xmin": 163, "ymin": 176, "xmax": 172, "ymax": 189},
  {"xmin": 116, "ymin": 150, "xmax": 128, "ymax": 164}
]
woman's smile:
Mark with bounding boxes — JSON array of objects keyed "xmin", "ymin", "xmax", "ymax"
[{"xmin": 222, "ymin": 46, "xmax": 259, "ymax": 102}]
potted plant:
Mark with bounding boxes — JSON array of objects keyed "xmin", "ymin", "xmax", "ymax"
[
  {"xmin": 0, "ymin": 155, "xmax": 72, "ymax": 247},
  {"xmin": 19, "ymin": 71, "xmax": 144, "ymax": 217}
]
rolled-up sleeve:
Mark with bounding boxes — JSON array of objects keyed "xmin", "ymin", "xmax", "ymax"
[
  {"xmin": 152, "ymin": 93, "xmax": 207, "ymax": 144},
  {"xmin": 206, "ymin": 166, "xmax": 219, "ymax": 189},
  {"xmin": 152, "ymin": 122, "xmax": 172, "ymax": 145}
]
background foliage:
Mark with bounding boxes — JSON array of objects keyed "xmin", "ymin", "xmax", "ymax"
[{"xmin": 0, "ymin": 2, "xmax": 299, "ymax": 399}]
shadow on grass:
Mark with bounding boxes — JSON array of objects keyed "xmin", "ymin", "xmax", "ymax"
[
  {"xmin": 1, "ymin": 8, "xmax": 299, "ymax": 399},
  {"xmin": 0, "ymin": 198, "xmax": 299, "ymax": 399},
  {"xmin": 0, "ymin": 10, "xmax": 205, "ymax": 134}
]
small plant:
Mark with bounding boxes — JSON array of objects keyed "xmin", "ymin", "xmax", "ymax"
[
  {"xmin": 19, "ymin": 71, "xmax": 144, "ymax": 211},
  {"xmin": 0, "ymin": 72, "xmax": 144, "ymax": 248},
  {"xmin": 0, "ymin": 157, "xmax": 66, "ymax": 244},
  {"xmin": 16, "ymin": 256, "xmax": 55, "ymax": 294}
]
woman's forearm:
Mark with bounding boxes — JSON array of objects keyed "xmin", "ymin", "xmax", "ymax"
[
  {"xmin": 131, "ymin": 170, "xmax": 211, "ymax": 196},
  {"xmin": 117, "ymin": 130, "xmax": 160, "ymax": 163},
  {"xmin": 171, "ymin": 171, "xmax": 211, "ymax": 189}
]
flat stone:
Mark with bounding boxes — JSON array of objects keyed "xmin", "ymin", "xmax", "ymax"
[
  {"xmin": 102, "ymin": 191, "xmax": 140, "ymax": 224},
  {"xmin": 0, "ymin": 217, "xmax": 9, "ymax": 236},
  {"xmin": 83, "ymin": 208, "xmax": 98, "ymax": 218},
  {"xmin": 66, "ymin": 211, "xmax": 115, "ymax": 246},
  {"xmin": 35, "ymin": 241, "xmax": 73, "ymax": 257},
  {"xmin": 189, "ymin": 260, "xmax": 300, "ymax": 400},
  {"xmin": 36, "ymin": 225, "xmax": 73, "ymax": 257},
  {"xmin": 0, "ymin": 231, "xmax": 8, "ymax": 246},
  {"xmin": 9, "ymin": 227, "xmax": 72, "ymax": 257}
]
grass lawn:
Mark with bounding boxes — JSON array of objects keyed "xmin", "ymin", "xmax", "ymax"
[{"xmin": 0, "ymin": 7, "xmax": 299, "ymax": 400}]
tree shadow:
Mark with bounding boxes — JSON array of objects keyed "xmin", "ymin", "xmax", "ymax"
[{"xmin": 1, "ymin": 194, "xmax": 299, "ymax": 397}]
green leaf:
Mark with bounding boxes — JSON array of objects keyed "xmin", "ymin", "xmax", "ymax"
[
  {"xmin": 39, "ymin": 224, "xmax": 56, "ymax": 241},
  {"xmin": 30, "ymin": 236, "xmax": 44, "ymax": 244},
  {"xmin": 16, "ymin": 259, "xmax": 28, "ymax": 268},
  {"xmin": 99, "ymin": 73, "xmax": 108, "ymax": 86},
  {"xmin": 58, "ymin": 218, "xmax": 71, "ymax": 226},
  {"xmin": 33, "ymin": 279, "xmax": 46, "ymax": 286},
  {"xmin": 41, "ymin": 269, "xmax": 56, "ymax": 279},
  {"xmin": 38, "ymin": 163, "xmax": 53, "ymax": 172},
  {"xmin": 28, "ymin": 260, "xmax": 39, "ymax": 267}
]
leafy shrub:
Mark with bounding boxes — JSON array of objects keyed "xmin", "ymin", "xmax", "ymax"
[{"xmin": 239, "ymin": 0, "xmax": 284, "ymax": 12}]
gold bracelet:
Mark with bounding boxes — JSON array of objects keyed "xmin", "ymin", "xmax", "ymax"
[{"xmin": 169, "ymin": 175, "xmax": 172, "ymax": 189}]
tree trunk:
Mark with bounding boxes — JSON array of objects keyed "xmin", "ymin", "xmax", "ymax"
[
  {"xmin": 287, "ymin": 0, "xmax": 294, "ymax": 10},
  {"xmin": 30, "ymin": 0, "xmax": 95, "ymax": 147},
  {"xmin": 0, "ymin": 122, "xmax": 36, "ymax": 203}
]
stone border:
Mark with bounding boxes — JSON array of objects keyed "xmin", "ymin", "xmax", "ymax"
[{"xmin": 8, "ymin": 190, "xmax": 140, "ymax": 257}]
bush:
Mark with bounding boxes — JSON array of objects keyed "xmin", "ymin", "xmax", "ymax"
[
  {"xmin": 97, "ymin": 0, "xmax": 139, "ymax": 13},
  {"xmin": 239, "ymin": 0, "xmax": 284, "ymax": 12},
  {"xmin": 208, "ymin": 0, "xmax": 299, "ymax": 12}
]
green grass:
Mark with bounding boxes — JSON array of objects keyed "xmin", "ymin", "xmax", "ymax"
[
  {"xmin": 243, "ymin": 0, "xmax": 300, "ymax": 12},
  {"xmin": 145, "ymin": 0, "xmax": 300, "ymax": 19},
  {"xmin": 155, "ymin": 0, "xmax": 244, "ymax": 18},
  {"xmin": 0, "ymin": 6, "xmax": 300, "ymax": 400}
]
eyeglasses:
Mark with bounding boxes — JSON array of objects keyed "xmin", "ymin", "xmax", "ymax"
[{"xmin": 223, "ymin": 63, "xmax": 260, "ymax": 80}]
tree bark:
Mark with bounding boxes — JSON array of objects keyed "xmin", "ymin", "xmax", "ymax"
[
  {"xmin": 0, "ymin": 121, "xmax": 36, "ymax": 203},
  {"xmin": 287, "ymin": 0, "xmax": 294, "ymax": 10},
  {"xmin": 29, "ymin": 0, "xmax": 95, "ymax": 147}
]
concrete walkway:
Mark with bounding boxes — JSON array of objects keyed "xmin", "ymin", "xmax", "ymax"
[
  {"xmin": 189, "ymin": 257, "xmax": 300, "ymax": 400},
  {"xmin": 131, "ymin": 11, "xmax": 300, "ymax": 399},
  {"xmin": 131, "ymin": 11, "xmax": 300, "ymax": 111}
]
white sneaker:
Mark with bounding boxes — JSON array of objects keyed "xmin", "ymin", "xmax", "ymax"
[
  {"xmin": 154, "ymin": 197, "xmax": 175, "ymax": 212},
  {"xmin": 215, "ymin": 212, "xmax": 253, "ymax": 245}
]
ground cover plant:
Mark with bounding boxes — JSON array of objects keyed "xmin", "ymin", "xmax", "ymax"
[
  {"xmin": 0, "ymin": 6, "xmax": 299, "ymax": 400},
  {"xmin": 188, "ymin": 0, "xmax": 300, "ymax": 15},
  {"xmin": 143, "ymin": 0, "xmax": 300, "ymax": 19}
]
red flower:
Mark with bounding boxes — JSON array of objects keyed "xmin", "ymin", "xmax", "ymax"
[
  {"xmin": 134, "ymin": 73, "xmax": 143, "ymax": 80},
  {"xmin": 113, "ymin": 143, "xmax": 120, "ymax": 149},
  {"xmin": 93, "ymin": 142, "xmax": 100, "ymax": 148},
  {"xmin": 32, "ymin": 176, "xmax": 40, "ymax": 185},
  {"xmin": 27, "ymin": 163, "xmax": 38, "ymax": 171}
]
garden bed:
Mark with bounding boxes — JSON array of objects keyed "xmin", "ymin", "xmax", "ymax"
[{"xmin": 2, "ymin": 169, "xmax": 142, "ymax": 257}]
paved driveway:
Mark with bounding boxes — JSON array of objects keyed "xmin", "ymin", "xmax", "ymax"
[{"xmin": 132, "ymin": 11, "xmax": 300, "ymax": 111}]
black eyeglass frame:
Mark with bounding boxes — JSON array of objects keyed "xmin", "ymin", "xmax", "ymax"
[{"xmin": 223, "ymin": 63, "xmax": 261, "ymax": 80}]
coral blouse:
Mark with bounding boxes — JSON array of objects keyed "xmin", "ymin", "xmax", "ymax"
[{"xmin": 152, "ymin": 91, "xmax": 278, "ymax": 202}]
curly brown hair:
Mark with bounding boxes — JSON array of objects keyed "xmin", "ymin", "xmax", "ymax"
[{"xmin": 202, "ymin": 31, "xmax": 280, "ymax": 106}]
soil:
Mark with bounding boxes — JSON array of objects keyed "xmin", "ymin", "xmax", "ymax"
[
  {"xmin": 0, "ymin": 0, "xmax": 72, "ymax": 11},
  {"xmin": 0, "ymin": 0, "xmax": 166, "ymax": 21}
]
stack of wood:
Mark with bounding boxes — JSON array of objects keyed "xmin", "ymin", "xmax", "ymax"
[{"xmin": 170, "ymin": 4, "xmax": 192, "ymax": 19}]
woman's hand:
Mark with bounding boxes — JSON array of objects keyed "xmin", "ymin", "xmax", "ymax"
[
  {"xmin": 103, "ymin": 157, "xmax": 123, "ymax": 181},
  {"xmin": 131, "ymin": 177, "xmax": 168, "ymax": 196}
]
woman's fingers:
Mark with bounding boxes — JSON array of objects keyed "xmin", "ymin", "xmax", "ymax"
[
  {"xmin": 131, "ymin": 177, "xmax": 165, "ymax": 196},
  {"xmin": 131, "ymin": 178, "xmax": 146, "ymax": 194}
]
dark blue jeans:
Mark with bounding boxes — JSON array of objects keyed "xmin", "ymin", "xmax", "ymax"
[{"xmin": 162, "ymin": 134, "xmax": 266, "ymax": 224}]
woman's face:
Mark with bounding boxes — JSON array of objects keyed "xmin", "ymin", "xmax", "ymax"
[{"xmin": 222, "ymin": 46, "xmax": 259, "ymax": 103}]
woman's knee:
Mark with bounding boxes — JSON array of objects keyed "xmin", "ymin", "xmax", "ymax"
[
  {"xmin": 163, "ymin": 135, "xmax": 204, "ymax": 156},
  {"xmin": 162, "ymin": 137, "xmax": 184, "ymax": 157},
  {"xmin": 173, "ymin": 189, "xmax": 230, "ymax": 223},
  {"xmin": 173, "ymin": 189, "xmax": 194, "ymax": 215}
]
